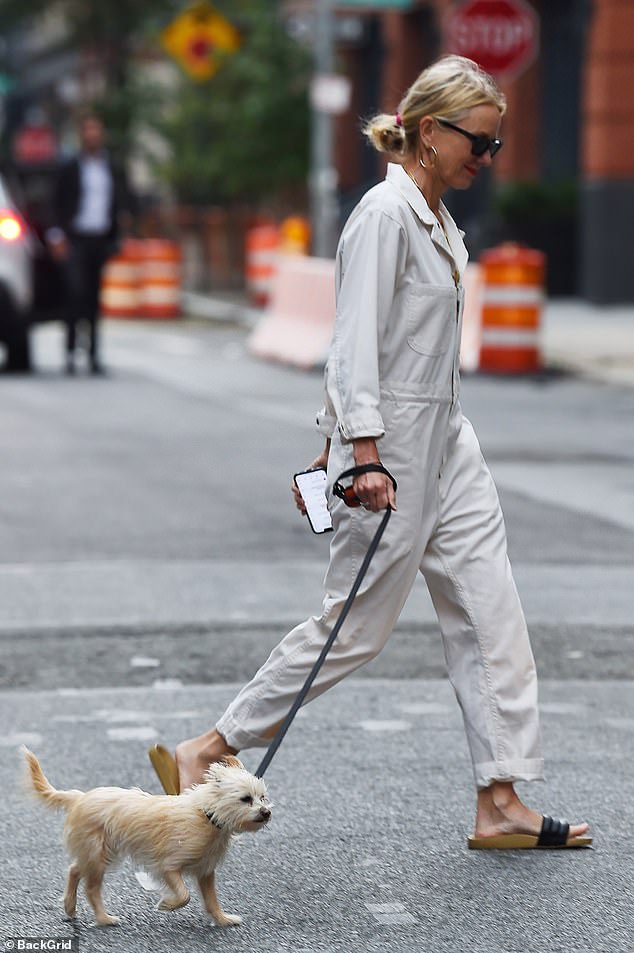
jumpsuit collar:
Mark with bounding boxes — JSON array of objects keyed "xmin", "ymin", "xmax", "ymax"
[{"xmin": 385, "ymin": 163, "xmax": 468, "ymax": 280}]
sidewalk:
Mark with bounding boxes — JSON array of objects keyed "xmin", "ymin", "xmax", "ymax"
[
  {"xmin": 543, "ymin": 299, "xmax": 634, "ymax": 387},
  {"xmin": 183, "ymin": 289, "xmax": 634, "ymax": 388}
]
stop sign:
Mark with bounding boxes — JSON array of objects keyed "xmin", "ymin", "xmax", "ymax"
[{"xmin": 445, "ymin": 0, "xmax": 539, "ymax": 81}]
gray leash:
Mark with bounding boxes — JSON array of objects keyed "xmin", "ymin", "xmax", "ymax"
[{"xmin": 255, "ymin": 464, "xmax": 397, "ymax": 778}]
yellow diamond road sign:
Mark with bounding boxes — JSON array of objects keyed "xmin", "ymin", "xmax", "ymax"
[{"xmin": 161, "ymin": 2, "xmax": 240, "ymax": 81}]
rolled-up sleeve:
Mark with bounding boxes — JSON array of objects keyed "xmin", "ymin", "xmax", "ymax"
[
  {"xmin": 315, "ymin": 360, "xmax": 337, "ymax": 436},
  {"xmin": 326, "ymin": 208, "xmax": 406, "ymax": 441}
]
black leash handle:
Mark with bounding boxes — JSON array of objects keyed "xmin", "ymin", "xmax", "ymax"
[
  {"xmin": 333, "ymin": 463, "xmax": 396, "ymax": 507},
  {"xmin": 255, "ymin": 464, "xmax": 397, "ymax": 778}
]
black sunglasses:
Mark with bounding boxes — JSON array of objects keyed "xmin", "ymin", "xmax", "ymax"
[{"xmin": 436, "ymin": 119, "xmax": 503, "ymax": 158}]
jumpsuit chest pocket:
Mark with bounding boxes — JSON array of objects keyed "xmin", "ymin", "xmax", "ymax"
[{"xmin": 406, "ymin": 284, "xmax": 456, "ymax": 357}]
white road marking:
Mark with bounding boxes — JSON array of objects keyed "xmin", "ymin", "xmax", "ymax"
[
  {"xmin": 130, "ymin": 656, "xmax": 161, "ymax": 668},
  {"xmin": 373, "ymin": 914, "xmax": 418, "ymax": 925},
  {"xmin": 152, "ymin": 679, "xmax": 184, "ymax": 690},
  {"xmin": 364, "ymin": 902, "xmax": 417, "ymax": 925},
  {"xmin": 358, "ymin": 720, "xmax": 411, "ymax": 732},
  {"xmin": 365, "ymin": 902, "xmax": 407, "ymax": 913},
  {"xmin": 52, "ymin": 709, "xmax": 200, "ymax": 723},
  {"xmin": 106, "ymin": 726, "xmax": 157, "ymax": 741},
  {"xmin": 97, "ymin": 709, "xmax": 155, "ymax": 723}
]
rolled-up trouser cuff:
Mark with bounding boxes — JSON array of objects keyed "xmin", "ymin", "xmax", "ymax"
[
  {"xmin": 215, "ymin": 713, "xmax": 270, "ymax": 752},
  {"xmin": 475, "ymin": 758, "xmax": 545, "ymax": 790}
]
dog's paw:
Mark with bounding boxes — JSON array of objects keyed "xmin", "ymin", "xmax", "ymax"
[
  {"xmin": 157, "ymin": 895, "xmax": 190, "ymax": 912},
  {"xmin": 61, "ymin": 901, "xmax": 76, "ymax": 920},
  {"xmin": 95, "ymin": 914, "xmax": 121, "ymax": 927},
  {"xmin": 215, "ymin": 913, "xmax": 242, "ymax": 927}
]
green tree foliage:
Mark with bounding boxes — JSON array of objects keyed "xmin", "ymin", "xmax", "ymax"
[
  {"xmin": 0, "ymin": 0, "xmax": 175, "ymax": 154},
  {"xmin": 0, "ymin": 0, "xmax": 311, "ymax": 205},
  {"xmin": 153, "ymin": 1, "xmax": 311, "ymax": 204}
]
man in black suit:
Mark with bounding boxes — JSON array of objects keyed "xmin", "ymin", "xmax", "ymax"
[{"xmin": 48, "ymin": 114, "xmax": 132, "ymax": 374}]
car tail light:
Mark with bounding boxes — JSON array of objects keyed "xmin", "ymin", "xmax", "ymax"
[{"xmin": 0, "ymin": 210, "xmax": 24, "ymax": 241}]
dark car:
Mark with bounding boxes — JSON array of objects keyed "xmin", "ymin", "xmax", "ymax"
[{"xmin": 0, "ymin": 164, "xmax": 66, "ymax": 371}]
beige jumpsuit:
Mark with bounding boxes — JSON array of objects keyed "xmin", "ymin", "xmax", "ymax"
[{"xmin": 217, "ymin": 164, "xmax": 544, "ymax": 789}]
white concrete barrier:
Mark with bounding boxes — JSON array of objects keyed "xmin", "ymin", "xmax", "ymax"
[
  {"xmin": 247, "ymin": 255, "xmax": 335, "ymax": 369},
  {"xmin": 460, "ymin": 263, "xmax": 484, "ymax": 373},
  {"xmin": 248, "ymin": 256, "xmax": 484, "ymax": 374}
]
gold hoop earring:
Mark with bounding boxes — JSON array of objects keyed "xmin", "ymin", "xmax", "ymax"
[{"xmin": 420, "ymin": 143, "xmax": 438, "ymax": 169}]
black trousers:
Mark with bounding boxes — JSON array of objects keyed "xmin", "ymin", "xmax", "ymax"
[{"xmin": 63, "ymin": 234, "xmax": 112, "ymax": 362}]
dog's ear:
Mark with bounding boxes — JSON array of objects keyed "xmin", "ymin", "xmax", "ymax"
[
  {"xmin": 203, "ymin": 755, "xmax": 247, "ymax": 783},
  {"xmin": 219, "ymin": 755, "xmax": 245, "ymax": 771}
]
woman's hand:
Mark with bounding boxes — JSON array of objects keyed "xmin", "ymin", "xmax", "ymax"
[
  {"xmin": 352, "ymin": 437, "xmax": 397, "ymax": 512},
  {"xmin": 292, "ymin": 441, "xmax": 331, "ymax": 516}
]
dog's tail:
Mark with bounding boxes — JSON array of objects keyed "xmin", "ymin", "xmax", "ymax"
[{"xmin": 22, "ymin": 747, "xmax": 82, "ymax": 812}]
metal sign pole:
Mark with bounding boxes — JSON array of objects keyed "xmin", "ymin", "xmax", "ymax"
[{"xmin": 310, "ymin": 0, "xmax": 338, "ymax": 259}]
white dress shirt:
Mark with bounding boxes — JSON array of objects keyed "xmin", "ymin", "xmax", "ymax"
[{"xmin": 72, "ymin": 152, "xmax": 113, "ymax": 235}]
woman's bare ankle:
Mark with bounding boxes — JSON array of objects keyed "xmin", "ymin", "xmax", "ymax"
[
  {"xmin": 475, "ymin": 782, "xmax": 542, "ymax": 837},
  {"xmin": 486, "ymin": 781, "xmax": 518, "ymax": 810},
  {"xmin": 175, "ymin": 731, "xmax": 239, "ymax": 790}
]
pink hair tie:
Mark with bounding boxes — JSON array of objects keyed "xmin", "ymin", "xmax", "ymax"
[{"xmin": 395, "ymin": 112, "xmax": 403, "ymax": 127}]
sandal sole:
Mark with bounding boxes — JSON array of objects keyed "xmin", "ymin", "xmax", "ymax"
[{"xmin": 148, "ymin": 744, "xmax": 180, "ymax": 795}]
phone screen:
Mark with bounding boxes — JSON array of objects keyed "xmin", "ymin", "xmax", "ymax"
[{"xmin": 294, "ymin": 468, "xmax": 333, "ymax": 534}]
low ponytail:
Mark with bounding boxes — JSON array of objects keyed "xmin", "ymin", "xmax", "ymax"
[{"xmin": 362, "ymin": 112, "xmax": 408, "ymax": 158}]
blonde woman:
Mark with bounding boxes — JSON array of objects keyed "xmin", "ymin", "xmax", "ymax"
[{"xmin": 152, "ymin": 56, "xmax": 590, "ymax": 850}]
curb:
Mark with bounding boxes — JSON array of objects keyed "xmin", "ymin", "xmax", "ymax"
[
  {"xmin": 182, "ymin": 291, "xmax": 260, "ymax": 329},
  {"xmin": 182, "ymin": 290, "xmax": 634, "ymax": 388}
]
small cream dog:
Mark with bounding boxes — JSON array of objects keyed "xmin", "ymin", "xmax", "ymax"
[{"xmin": 22, "ymin": 747, "xmax": 271, "ymax": 927}]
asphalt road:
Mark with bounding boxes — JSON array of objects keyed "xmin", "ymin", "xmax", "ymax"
[{"xmin": 1, "ymin": 317, "xmax": 633, "ymax": 952}]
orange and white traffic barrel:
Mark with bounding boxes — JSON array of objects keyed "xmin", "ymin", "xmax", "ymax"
[
  {"xmin": 479, "ymin": 243, "xmax": 545, "ymax": 374},
  {"xmin": 100, "ymin": 239, "xmax": 143, "ymax": 319},
  {"xmin": 279, "ymin": 216, "xmax": 310, "ymax": 255},
  {"xmin": 139, "ymin": 239, "xmax": 182, "ymax": 319},
  {"xmin": 245, "ymin": 224, "xmax": 279, "ymax": 306}
]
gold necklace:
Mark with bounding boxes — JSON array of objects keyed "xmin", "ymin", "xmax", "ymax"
[
  {"xmin": 404, "ymin": 167, "xmax": 459, "ymax": 287},
  {"xmin": 404, "ymin": 167, "xmax": 444, "ymax": 231},
  {"xmin": 404, "ymin": 166, "xmax": 424, "ymax": 195}
]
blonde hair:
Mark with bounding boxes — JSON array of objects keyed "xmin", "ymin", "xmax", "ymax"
[{"xmin": 363, "ymin": 55, "xmax": 506, "ymax": 158}]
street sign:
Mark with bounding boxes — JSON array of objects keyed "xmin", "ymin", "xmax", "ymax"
[
  {"xmin": 444, "ymin": 0, "xmax": 539, "ymax": 81},
  {"xmin": 161, "ymin": 2, "xmax": 240, "ymax": 82},
  {"xmin": 310, "ymin": 74, "xmax": 352, "ymax": 115},
  {"xmin": 12, "ymin": 125, "xmax": 57, "ymax": 164}
]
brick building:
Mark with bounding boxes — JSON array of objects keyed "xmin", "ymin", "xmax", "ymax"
[{"xmin": 324, "ymin": 0, "xmax": 633, "ymax": 302}]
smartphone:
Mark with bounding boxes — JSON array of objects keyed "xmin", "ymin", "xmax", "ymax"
[{"xmin": 294, "ymin": 467, "xmax": 333, "ymax": 535}]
